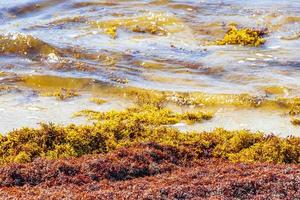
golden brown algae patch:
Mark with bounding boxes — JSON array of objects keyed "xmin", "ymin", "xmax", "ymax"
[
  {"xmin": 0, "ymin": 109, "xmax": 299, "ymax": 165},
  {"xmin": 216, "ymin": 25, "xmax": 267, "ymax": 46},
  {"xmin": 74, "ymin": 104, "xmax": 213, "ymax": 125},
  {"xmin": 41, "ymin": 88, "xmax": 79, "ymax": 101},
  {"xmin": 90, "ymin": 98, "xmax": 107, "ymax": 105},
  {"xmin": 291, "ymin": 118, "xmax": 300, "ymax": 126},
  {"xmin": 0, "ymin": 34, "xmax": 59, "ymax": 57}
]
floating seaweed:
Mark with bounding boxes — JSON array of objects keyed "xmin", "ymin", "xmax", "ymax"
[
  {"xmin": 90, "ymin": 13, "xmax": 184, "ymax": 38},
  {"xmin": 291, "ymin": 118, "xmax": 300, "ymax": 126},
  {"xmin": 0, "ymin": 34, "xmax": 59, "ymax": 57},
  {"xmin": 216, "ymin": 25, "xmax": 267, "ymax": 46},
  {"xmin": 41, "ymin": 88, "xmax": 79, "ymax": 100},
  {"xmin": 90, "ymin": 97, "xmax": 107, "ymax": 105}
]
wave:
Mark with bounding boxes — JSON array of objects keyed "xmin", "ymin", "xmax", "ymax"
[{"xmin": 0, "ymin": 33, "xmax": 60, "ymax": 58}]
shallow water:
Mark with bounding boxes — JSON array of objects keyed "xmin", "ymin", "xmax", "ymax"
[{"xmin": 0, "ymin": 0, "xmax": 300, "ymax": 135}]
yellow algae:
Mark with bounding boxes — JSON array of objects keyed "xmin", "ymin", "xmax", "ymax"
[
  {"xmin": 0, "ymin": 85, "xmax": 13, "ymax": 93},
  {"xmin": 276, "ymin": 97, "xmax": 300, "ymax": 116},
  {"xmin": 41, "ymin": 88, "xmax": 79, "ymax": 101},
  {"xmin": 149, "ymin": 0, "xmax": 170, "ymax": 6},
  {"xmin": 168, "ymin": 3, "xmax": 197, "ymax": 11},
  {"xmin": 283, "ymin": 16, "xmax": 300, "ymax": 24},
  {"xmin": 1, "ymin": 83, "xmax": 300, "ymax": 165},
  {"xmin": 104, "ymin": 26, "xmax": 118, "ymax": 39},
  {"xmin": 188, "ymin": 93, "xmax": 300, "ymax": 113},
  {"xmin": 50, "ymin": 16, "xmax": 86, "ymax": 24},
  {"xmin": 34, "ymin": 16, "xmax": 87, "ymax": 28},
  {"xmin": 16, "ymin": 75, "xmax": 300, "ymax": 114},
  {"xmin": 125, "ymin": 88, "xmax": 167, "ymax": 108},
  {"xmin": 98, "ymin": 53, "xmax": 119, "ymax": 66},
  {"xmin": 0, "ymin": 71, "xmax": 6, "ymax": 77},
  {"xmin": 72, "ymin": 2, "xmax": 118, "ymax": 8},
  {"xmin": 20, "ymin": 75, "xmax": 93, "ymax": 91},
  {"xmin": 0, "ymin": 34, "xmax": 59, "ymax": 57},
  {"xmin": 98, "ymin": 85, "xmax": 294, "ymax": 112},
  {"xmin": 67, "ymin": 48, "xmax": 120, "ymax": 66},
  {"xmin": 90, "ymin": 97, "xmax": 107, "ymax": 105},
  {"xmin": 109, "ymin": 76, "xmax": 129, "ymax": 84},
  {"xmin": 13, "ymin": 151, "xmax": 32, "ymax": 163},
  {"xmin": 291, "ymin": 118, "xmax": 300, "ymax": 126},
  {"xmin": 213, "ymin": 130, "xmax": 264, "ymax": 158},
  {"xmin": 216, "ymin": 25, "xmax": 267, "ymax": 46},
  {"xmin": 169, "ymin": 93, "xmax": 263, "ymax": 107},
  {"xmin": 19, "ymin": 74, "xmax": 129, "ymax": 98},
  {"xmin": 137, "ymin": 61, "xmax": 166, "ymax": 69},
  {"xmin": 66, "ymin": 51, "xmax": 119, "ymax": 71},
  {"xmin": 90, "ymin": 12, "xmax": 184, "ymax": 37},
  {"xmin": 74, "ymin": 104, "xmax": 213, "ymax": 125},
  {"xmin": 227, "ymin": 136, "xmax": 300, "ymax": 164},
  {"xmin": 18, "ymin": 75, "xmax": 146, "ymax": 103},
  {"xmin": 193, "ymin": 93, "xmax": 255, "ymax": 107},
  {"xmin": 131, "ymin": 23, "xmax": 166, "ymax": 35},
  {"xmin": 263, "ymin": 86, "xmax": 288, "ymax": 95},
  {"xmin": 180, "ymin": 111, "xmax": 213, "ymax": 124},
  {"xmin": 0, "ymin": 111, "xmax": 299, "ymax": 165}
]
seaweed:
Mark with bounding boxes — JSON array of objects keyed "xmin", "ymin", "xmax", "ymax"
[
  {"xmin": 291, "ymin": 118, "xmax": 300, "ymax": 126},
  {"xmin": 0, "ymin": 143, "xmax": 299, "ymax": 199},
  {"xmin": 0, "ymin": 34, "xmax": 59, "ymax": 57},
  {"xmin": 216, "ymin": 25, "xmax": 267, "ymax": 46},
  {"xmin": 90, "ymin": 98, "xmax": 107, "ymax": 105},
  {"xmin": 90, "ymin": 13, "xmax": 184, "ymax": 38},
  {"xmin": 104, "ymin": 26, "xmax": 117, "ymax": 39},
  {"xmin": 0, "ymin": 103, "xmax": 299, "ymax": 165},
  {"xmin": 277, "ymin": 97, "xmax": 300, "ymax": 116},
  {"xmin": 41, "ymin": 88, "xmax": 79, "ymax": 100}
]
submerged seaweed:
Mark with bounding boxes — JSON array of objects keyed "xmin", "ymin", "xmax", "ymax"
[
  {"xmin": 41, "ymin": 88, "xmax": 79, "ymax": 100},
  {"xmin": 0, "ymin": 34, "xmax": 59, "ymax": 57},
  {"xmin": 90, "ymin": 97, "xmax": 107, "ymax": 105},
  {"xmin": 90, "ymin": 12, "xmax": 184, "ymax": 38}
]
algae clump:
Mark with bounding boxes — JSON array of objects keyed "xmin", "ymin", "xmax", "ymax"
[
  {"xmin": 216, "ymin": 25, "xmax": 267, "ymax": 46},
  {"xmin": 41, "ymin": 88, "xmax": 79, "ymax": 100},
  {"xmin": 263, "ymin": 86, "xmax": 288, "ymax": 96},
  {"xmin": 104, "ymin": 26, "xmax": 117, "ymax": 39},
  {"xmin": 276, "ymin": 97, "xmax": 300, "ymax": 116},
  {"xmin": 0, "ymin": 122, "xmax": 299, "ymax": 165},
  {"xmin": 74, "ymin": 104, "xmax": 213, "ymax": 125},
  {"xmin": 90, "ymin": 98, "xmax": 107, "ymax": 105},
  {"xmin": 291, "ymin": 118, "xmax": 300, "ymax": 126}
]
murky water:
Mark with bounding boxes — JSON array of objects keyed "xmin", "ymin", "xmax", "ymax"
[{"xmin": 0, "ymin": 0, "xmax": 300, "ymax": 135}]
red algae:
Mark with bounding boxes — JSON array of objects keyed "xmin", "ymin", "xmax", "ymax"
[{"xmin": 0, "ymin": 143, "xmax": 299, "ymax": 199}]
